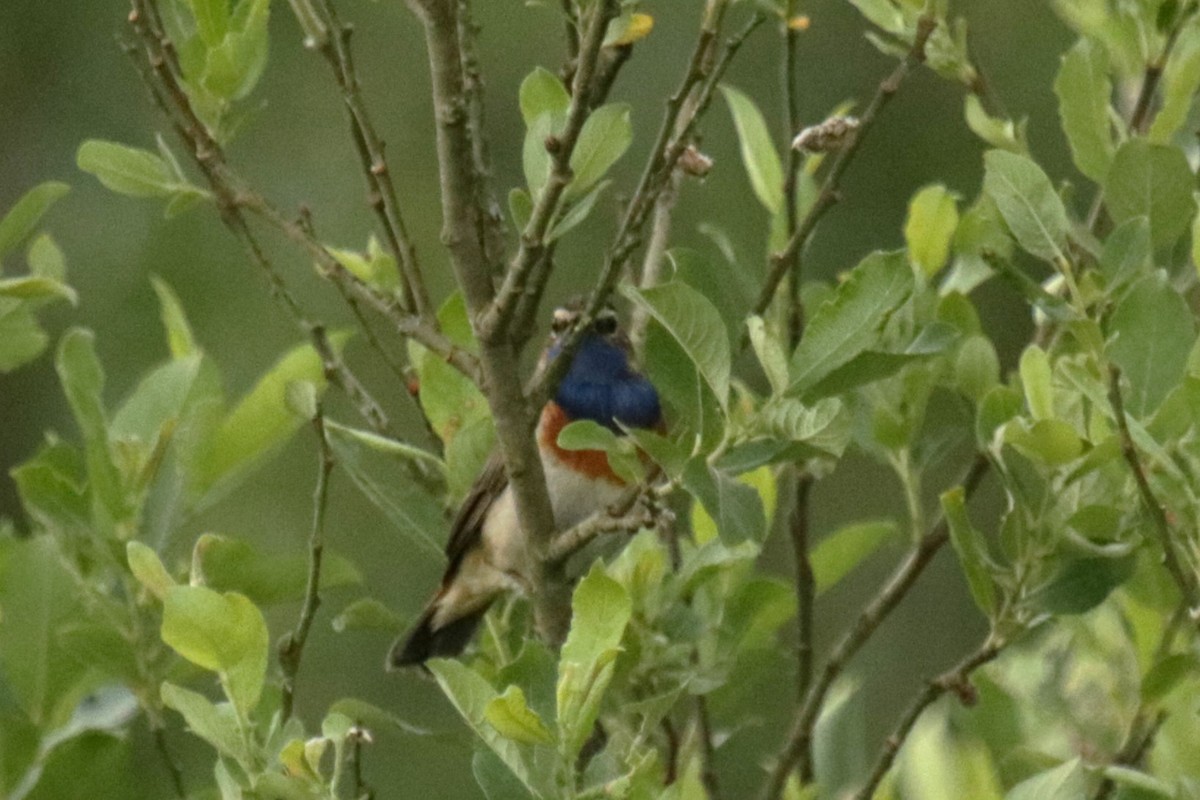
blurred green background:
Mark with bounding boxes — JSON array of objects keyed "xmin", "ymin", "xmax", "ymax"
[{"xmin": 0, "ymin": 0, "xmax": 1075, "ymax": 795}]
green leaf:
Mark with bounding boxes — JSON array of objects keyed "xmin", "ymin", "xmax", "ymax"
[
  {"xmin": 0, "ymin": 309, "xmax": 49, "ymax": 372},
  {"xmin": 788, "ymin": 250, "xmax": 915, "ymax": 396},
  {"xmin": 1104, "ymin": 139, "xmax": 1196, "ymax": 250},
  {"xmin": 331, "ymin": 598, "xmax": 403, "ymax": 634},
  {"xmin": 191, "ymin": 533, "xmax": 361, "ymax": 606},
  {"xmin": 721, "ymin": 84, "xmax": 784, "ymax": 214},
  {"xmin": 518, "ymin": 67, "xmax": 570, "ymax": 127},
  {"xmin": 150, "ymin": 276, "xmax": 200, "ymax": 359},
  {"xmin": 623, "ymin": 281, "xmax": 731, "ymax": 409},
  {"xmin": 160, "ymin": 681, "xmax": 247, "ymax": 762},
  {"xmin": 474, "ymin": 749, "xmax": 536, "ymax": 800},
  {"xmin": 800, "ymin": 322, "xmax": 959, "ymax": 400},
  {"xmin": 905, "ymin": 184, "xmax": 960, "ymax": 278},
  {"xmin": 187, "ymin": 0, "xmax": 231, "ymax": 45},
  {"xmin": 941, "ymin": 487, "xmax": 997, "ymax": 618},
  {"xmin": 77, "ymin": 140, "xmax": 201, "ymax": 199},
  {"xmin": 509, "ymin": 187, "xmax": 533, "ymax": 230},
  {"xmin": 567, "ymin": 103, "xmax": 632, "ymax": 202},
  {"xmin": 201, "ymin": 0, "xmax": 270, "ymax": 101},
  {"xmin": 1141, "ymin": 653, "xmax": 1200, "ymax": 704},
  {"xmin": 1107, "ymin": 273, "xmax": 1197, "ymax": 416},
  {"xmin": 954, "ymin": 335, "xmax": 1001, "ymax": 403},
  {"xmin": 556, "ymin": 419, "xmax": 645, "ymax": 484},
  {"xmin": 428, "ymin": 659, "xmax": 547, "ymax": 796},
  {"xmin": 1033, "ymin": 556, "xmax": 1135, "ymax": 615},
  {"xmin": 1019, "ymin": 344, "xmax": 1055, "ymax": 421},
  {"xmin": 983, "ymin": 150, "xmax": 1070, "ymax": 262},
  {"xmin": 192, "ymin": 332, "xmax": 350, "ymax": 498},
  {"xmin": 161, "ymin": 585, "xmax": 269, "ymax": 716},
  {"xmin": 964, "ymin": 94, "xmax": 1024, "ymax": 153},
  {"xmin": 1003, "ymin": 418, "xmax": 1084, "ymax": 465},
  {"xmin": 681, "ymin": 458, "xmax": 768, "ymax": 544},
  {"xmin": 523, "ymin": 112, "xmax": 557, "ymax": 197},
  {"xmin": 1098, "ymin": 217, "xmax": 1151, "ymax": 289},
  {"xmin": 1005, "ymin": 758, "xmax": 1085, "ymax": 800},
  {"xmin": 1149, "ymin": 22, "xmax": 1200, "ymax": 143},
  {"xmin": 1099, "ymin": 766, "xmax": 1174, "ymax": 798},
  {"xmin": 811, "ymin": 520, "xmax": 898, "ymax": 595},
  {"xmin": 1054, "ymin": 38, "xmax": 1116, "ymax": 182},
  {"xmin": 111, "ymin": 355, "xmax": 205, "ymax": 447},
  {"xmin": 546, "ymin": 179, "xmax": 609, "ymax": 241},
  {"xmin": 27, "ymin": 233, "xmax": 66, "ymax": 280},
  {"xmin": 0, "ymin": 276, "xmax": 77, "ymax": 305},
  {"xmin": 0, "ymin": 181, "xmax": 69, "ymax": 260},
  {"xmin": 411, "ymin": 293, "xmax": 488, "ymax": 446},
  {"xmin": 557, "ymin": 562, "xmax": 631, "ymax": 761},
  {"xmin": 485, "ymin": 686, "xmax": 554, "ymax": 745},
  {"xmin": 0, "ymin": 537, "xmax": 91, "ymax": 728},
  {"xmin": 56, "ymin": 329, "xmax": 129, "ymax": 526},
  {"xmin": 326, "ymin": 422, "xmax": 447, "ymax": 563},
  {"xmin": 126, "ymin": 541, "xmax": 176, "ymax": 600},
  {"xmin": 748, "ymin": 315, "xmax": 790, "ymax": 396}
]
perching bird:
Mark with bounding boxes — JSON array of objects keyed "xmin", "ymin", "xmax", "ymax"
[{"xmin": 390, "ymin": 303, "xmax": 662, "ymax": 667}]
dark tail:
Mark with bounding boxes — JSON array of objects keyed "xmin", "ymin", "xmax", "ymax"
[{"xmin": 388, "ymin": 599, "xmax": 487, "ymax": 669}]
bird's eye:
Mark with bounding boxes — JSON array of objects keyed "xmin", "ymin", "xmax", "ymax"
[
  {"xmin": 551, "ymin": 309, "xmax": 575, "ymax": 333},
  {"xmin": 593, "ymin": 313, "xmax": 618, "ymax": 335}
]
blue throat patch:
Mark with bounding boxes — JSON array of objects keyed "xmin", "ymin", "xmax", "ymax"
[{"xmin": 553, "ymin": 335, "xmax": 661, "ymax": 430}]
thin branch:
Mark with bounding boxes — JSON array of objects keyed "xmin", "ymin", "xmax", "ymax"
[
  {"xmin": 351, "ymin": 726, "xmax": 376, "ymax": 800},
  {"xmin": 849, "ymin": 635, "xmax": 1003, "ymax": 800},
  {"xmin": 1107, "ymin": 365, "xmax": 1200, "ymax": 611},
  {"xmin": 530, "ymin": 8, "xmax": 763, "ymax": 408},
  {"xmin": 408, "ymin": 0, "xmax": 574, "ymax": 644},
  {"xmin": 152, "ymin": 724, "xmax": 187, "ymax": 799},
  {"xmin": 696, "ymin": 694, "xmax": 723, "ymax": 800},
  {"xmin": 126, "ymin": 0, "xmax": 480, "ymax": 384},
  {"xmin": 628, "ymin": 172, "xmax": 679, "ymax": 353},
  {"xmin": 547, "ymin": 482, "xmax": 658, "ymax": 565},
  {"xmin": 457, "ymin": 0, "xmax": 507, "ymax": 269},
  {"xmin": 754, "ymin": 13, "xmax": 937, "ymax": 317},
  {"xmin": 279, "ymin": 403, "xmax": 335, "ymax": 722},
  {"xmin": 789, "ymin": 470, "xmax": 816, "ymax": 711},
  {"xmin": 781, "ymin": 1, "xmax": 806, "ymax": 340},
  {"xmin": 297, "ymin": 0, "xmax": 431, "ymax": 317},
  {"xmin": 1092, "ymin": 605, "xmax": 1186, "ymax": 800},
  {"xmin": 1092, "ymin": 712, "xmax": 1168, "ymax": 800},
  {"xmin": 759, "ymin": 453, "xmax": 989, "ymax": 800},
  {"xmin": 1086, "ymin": 1, "xmax": 1196, "ymax": 230},
  {"xmin": 481, "ymin": 0, "xmax": 620, "ymax": 341}
]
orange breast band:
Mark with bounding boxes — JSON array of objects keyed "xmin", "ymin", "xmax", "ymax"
[{"xmin": 537, "ymin": 402, "xmax": 625, "ymax": 485}]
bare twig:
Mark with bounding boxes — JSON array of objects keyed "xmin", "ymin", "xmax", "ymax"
[
  {"xmin": 531, "ymin": 8, "xmax": 763, "ymax": 407},
  {"xmin": 1086, "ymin": 1, "xmax": 1197, "ymax": 229},
  {"xmin": 754, "ymin": 13, "xmax": 937, "ymax": 317},
  {"xmin": 781, "ymin": 0, "xmax": 806, "ymax": 340},
  {"xmin": 628, "ymin": 172, "xmax": 679, "ymax": 353},
  {"xmin": 759, "ymin": 454, "xmax": 989, "ymax": 800},
  {"xmin": 407, "ymin": 0, "xmax": 575, "ymax": 644},
  {"xmin": 789, "ymin": 470, "xmax": 816, "ymax": 711},
  {"xmin": 1107, "ymin": 365, "xmax": 1200, "ymax": 612},
  {"xmin": 278, "ymin": 403, "xmax": 335, "ymax": 722},
  {"xmin": 547, "ymin": 482, "xmax": 657, "ymax": 565},
  {"xmin": 457, "ymin": 0, "xmax": 507, "ymax": 269},
  {"xmin": 696, "ymin": 694, "xmax": 723, "ymax": 800},
  {"xmin": 481, "ymin": 0, "xmax": 620, "ymax": 340},
  {"xmin": 850, "ymin": 636, "xmax": 1003, "ymax": 800},
  {"xmin": 298, "ymin": 0, "xmax": 431, "ymax": 317},
  {"xmin": 126, "ymin": 1, "xmax": 480, "ymax": 383}
]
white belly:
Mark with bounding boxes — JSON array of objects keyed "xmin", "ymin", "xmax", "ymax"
[{"xmin": 481, "ymin": 446, "xmax": 625, "ymax": 577}]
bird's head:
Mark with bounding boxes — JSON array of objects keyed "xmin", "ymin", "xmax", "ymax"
[{"xmin": 543, "ymin": 300, "xmax": 660, "ymax": 430}]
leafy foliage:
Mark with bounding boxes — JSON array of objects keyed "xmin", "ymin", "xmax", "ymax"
[{"xmin": 7, "ymin": 0, "xmax": 1200, "ymax": 799}]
